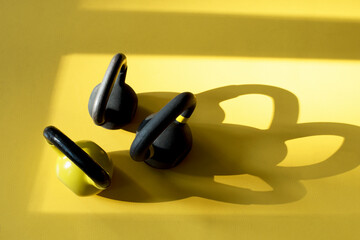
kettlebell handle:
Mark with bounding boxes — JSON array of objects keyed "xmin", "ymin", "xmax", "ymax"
[
  {"xmin": 91, "ymin": 53, "xmax": 128, "ymax": 125},
  {"xmin": 130, "ymin": 92, "xmax": 196, "ymax": 162},
  {"xmin": 43, "ymin": 126, "xmax": 111, "ymax": 189}
]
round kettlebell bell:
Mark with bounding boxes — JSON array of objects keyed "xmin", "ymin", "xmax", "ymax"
[
  {"xmin": 130, "ymin": 92, "xmax": 196, "ymax": 169},
  {"xmin": 43, "ymin": 126, "xmax": 113, "ymax": 196},
  {"xmin": 88, "ymin": 53, "xmax": 138, "ymax": 129}
]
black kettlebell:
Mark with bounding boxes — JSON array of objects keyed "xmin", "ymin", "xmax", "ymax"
[
  {"xmin": 130, "ymin": 92, "xmax": 196, "ymax": 169},
  {"xmin": 88, "ymin": 53, "xmax": 138, "ymax": 129}
]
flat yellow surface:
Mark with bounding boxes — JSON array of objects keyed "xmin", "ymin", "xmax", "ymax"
[{"xmin": 2, "ymin": 1, "xmax": 360, "ymax": 239}]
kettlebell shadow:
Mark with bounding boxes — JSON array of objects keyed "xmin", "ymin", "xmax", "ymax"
[
  {"xmin": 98, "ymin": 150, "xmax": 188, "ymax": 202},
  {"xmin": 121, "ymin": 92, "xmax": 179, "ymax": 133},
  {"xmin": 99, "ymin": 123, "xmax": 307, "ymax": 204},
  {"xmin": 98, "ymin": 85, "xmax": 360, "ymax": 204}
]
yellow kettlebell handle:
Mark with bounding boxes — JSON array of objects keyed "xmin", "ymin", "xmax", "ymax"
[{"xmin": 43, "ymin": 126, "xmax": 113, "ymax": 196}]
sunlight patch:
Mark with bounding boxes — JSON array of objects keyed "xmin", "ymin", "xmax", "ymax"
[
  {"xmin": 279, "ymin": 135, "xmax": 344, "ymax": 167},
  {"xmin": 220, "ymin": 94, "xmax": 273, "ymax": 130},
  {"xmin": 214, "ymin": 174, "xmax": 273, "ymax": 191}
]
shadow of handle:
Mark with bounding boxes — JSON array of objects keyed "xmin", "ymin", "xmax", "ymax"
[
  {"xmin": 167, "ymin": 173, "xmax": 306, "ymax": 205},
  {"xmin": 280, "ymin": 122, "xmax": 360, "ymax": 179},
  {"xmin": 195, "ymin": 84, "xmax": 300, "ymax": 127}
]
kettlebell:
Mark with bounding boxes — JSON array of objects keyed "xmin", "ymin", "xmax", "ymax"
[
  {"xmin": 43, "ymin": 126, "xmax": 113, "ymax": 196},
  {"xmin": 88, "ymin": 53, "xmax": 138, "ymax": 129},
  {"xmin": 130, "ymin": 92, "xmax": 197, "ymax": 169}
]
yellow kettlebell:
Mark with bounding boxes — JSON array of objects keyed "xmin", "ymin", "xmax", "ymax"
[{"xmin": 43, "ymin": 126, "xmax": 113, "ymax": 196}]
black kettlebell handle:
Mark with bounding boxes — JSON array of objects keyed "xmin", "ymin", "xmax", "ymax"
[
  {"xmin": 43, "ymin": 126, "xmax": 111, "ymax": 189},
  {"xmin": 91, "ymin": 53, "xmax": 128, "ymax": 125},
  {"xmin": 130, "ymin": 92, "xmax": 196, "ymax": 162}
]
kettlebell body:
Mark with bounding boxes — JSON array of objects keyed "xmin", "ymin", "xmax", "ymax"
[
  {"xmin": 89, "ymin": 81, "xmax": 137, "ymax": 129},
  {"xmin": 44, "ymin": 126, "xmax": 113, "ymax": 196},
  {"xmin": 130, "ymin": 92, "xmax": 196, "ymax": 169},
  {"xmin": 88, "ymin": 53, "xmax": 138, "ymax": 129}
]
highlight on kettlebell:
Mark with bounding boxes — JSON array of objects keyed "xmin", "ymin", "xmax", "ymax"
[
  {"xmin": 88, "ymin": 53, "xmax": 138, "ymax": 129},
  {"xmin": 130, "ymin": 92, "xmax": 197, "ymax": 169},
  {"xmin": 43, "ymin": 126, "xmax": 113, "ymax": 196}
]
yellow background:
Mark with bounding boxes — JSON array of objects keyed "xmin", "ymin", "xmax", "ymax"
[{"xmin": 2, "ymin": 0, "xmax": 360, "ymax": 239}]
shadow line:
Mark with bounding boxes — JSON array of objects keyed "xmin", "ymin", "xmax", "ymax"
[
  {"xmin": 65, "ymin": 10, "xmax": 360, "ymax": 60},
  {"xmin": 9, "ymin": 1, "xmax": 360, "ymax": 60}
]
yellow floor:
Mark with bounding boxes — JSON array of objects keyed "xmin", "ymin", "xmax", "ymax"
[{"xmin": 2, "ymin": 1, "xmax": 360, "ymax": 239}]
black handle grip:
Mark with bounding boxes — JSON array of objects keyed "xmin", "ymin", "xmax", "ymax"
[
  {"xmin": 91, "ymin": 53, "xmax": 128, "ymax": 125},
  {"xmin": 43, "ymin": 126, "xmax": 111, "ymax": 189},
  {"xmin": 130, "ymin": 92, "xmax": 196, "ymax": 162}
]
